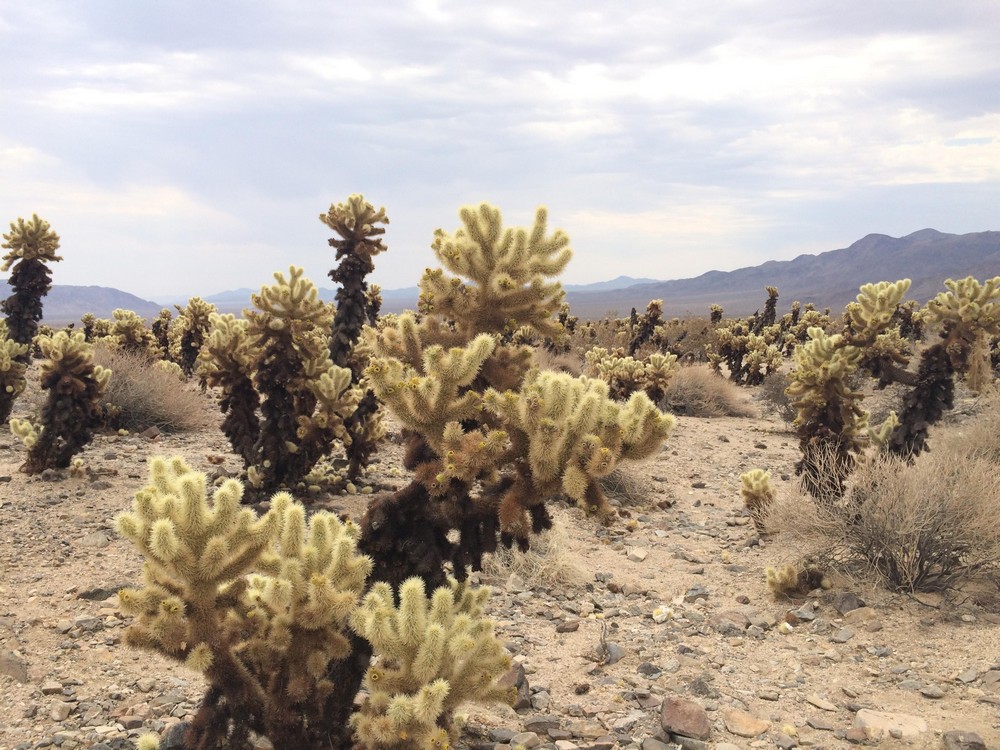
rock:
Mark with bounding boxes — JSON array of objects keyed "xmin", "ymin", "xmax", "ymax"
[
  {"xmin": 555, "ymin": 742, "xmax": 580, "ymax": 750},
  {"xmin": 603, "ymin": 642, "xmax": 626, "ymax": 665},
  {"xmin": 641, "ymin": 739, "xmax": 673, "ymax": 750},
  {"xmin": 921, "ymin": 684, "xmax": 945, "ymax": 699},
  {"xmin": 79, "ymin": 531, "xmax": 111, "ymax": 548},
  {"xmin": 683, "ymin": 585, "xmax": 709, "ymax": 603},
  {"xmin": 807, "ymin": 715, "xmax": 836, "ymax": 731},
  {"xmin": 0, "ymin": 651, "xmax": 29, "ymax": 683},
  {"xmin": 626, "ymin": 547, "xmax": 648, "ymax": 562},
  {"xmin": 830, "ymin": 627, "xmax": 855, "ymax": 643},
  {"xmin": 510, "ymin": 731, "xmax": 541, "ymax": 748},
  {"xmin": 161, "ymin": 722, "xmax": 191, "ymax": 750},
  {"xmin": 660, "ymin": 695, "xmax": 712, "ymax": 740},
  {"xmin": 50, "ymin": 700, "xmax": 73, "ymax": 721},
  {"xmin": 140, "ymin": 425, "xmax": 161, "ymax": 440},
  {"xmin": 831, "ymin": 591, "xmax": 866, "ymax": 614},
  {"xmin": 955, "ymin": 667, "xmax": 979, "ymax": 684},
  {"xmin": 942, "ymin": 730, "xmax": 988, "ymax": 750},
  {"xmin": 556, "ymin": 620, "xmax": 581, "ymax": 633},
  {"xmin": 805, "ymin": 694, "xmax": 837, "ymax": 711},
  {"xmin": 523, "ymin": 716, "xmax": 561, "ymax": 734},
  {"xmin": 853, "ymin": 708, "xmax": 927, "ymax": 740},
  {"xmin": 722, "ymin": 708, "xmax": 771, "ymax": 738},
  {"xmin": 40, "ymin": 680, "xmax": 63, "ymax": 695},
  {"xmin": 498, "ymin": 663, "xmax": 531, "ymax": 710}
]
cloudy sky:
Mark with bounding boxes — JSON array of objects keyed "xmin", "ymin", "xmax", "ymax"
[{"xmin": 1, "ymin": 1, "xmax": 998, "ymax": 303}]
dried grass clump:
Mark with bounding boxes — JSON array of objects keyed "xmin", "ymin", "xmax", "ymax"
[
  {"xmin": 600, "ymin": 466, "xmax": 653, "ymax": 507},
  {"xmin": 661, "ymin": 364, "xmax": 757, "ymax": 418},
  {"xmin": 767, "ymin": 432, "xmax": 1000, "ymax": 593},
  {"xmin": 757, "ymin": 370, "xmax": 796, "ymax": 422},
  {"xmin": 531, "ymin": 346, "xmax": 583, "ymax": 376},
  {"xmin": 481, "ymin": 511, "xmax": 584, "ymax": 589},
  {"xmin": 93, "ymin": 346, "xmax": 212, "ymax": 432}
]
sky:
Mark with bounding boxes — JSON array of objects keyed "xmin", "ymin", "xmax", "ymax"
[{"xmin": 1, "ymin": 1, "xmax": 998, "ymax": 304}]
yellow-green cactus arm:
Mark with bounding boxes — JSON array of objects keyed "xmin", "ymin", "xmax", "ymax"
[
  {"xmin": 349, "ymin": 578, "xmax": 511, "ymax": 750},
  {"xmin": 846, "ymin": 279, "xmax": 912, "ymax": 341},
  {"xmin": 925, "ymin": 275, "xmax": 1000, "ymax": 337},
  {"xmin": 1, "ymin": 214, "xmax": 62, "ymax": 270}
]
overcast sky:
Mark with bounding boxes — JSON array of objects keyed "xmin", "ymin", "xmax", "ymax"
[{"xmin": 1, "ymin": 1, "xmax": 998, "ymax": 303}]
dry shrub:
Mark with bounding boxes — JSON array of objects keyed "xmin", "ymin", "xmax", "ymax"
[
  {"xmin": 757, "ymin": 370, "xmax": 796, "ymax": 422},
  {"xmin": 600, "ymin": 467, "xmax": 653, "ymax": 506},
  {"xmin": 767, "ymin": 436, "xmax": 1000, "ymax": 593},
  {"xmin": 661, "ymin": 363, "xmax": 757, "ymax": 418},
  {"xmin": 531, "ymin": 346, "xmax": 583, "ymax": 376},
  {"xmin": 93, "ymin": 346, "xmax": 212, "ymax": 432},
  {"xmin": 481, "ymin": 511, "xmax": 584, "ymax": 589}
]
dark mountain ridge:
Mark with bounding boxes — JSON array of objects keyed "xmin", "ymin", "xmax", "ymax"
[{"xmin": 3, "ymin": 229, "xmax": 997, "ymax": 325}]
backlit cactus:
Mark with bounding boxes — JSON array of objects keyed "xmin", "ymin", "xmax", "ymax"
[
  {"xmin": 0, "ymin": 321, "xmax": 29, "ymax": 423},
  {"xmin": 1, "ymin": 214, "xmax": 62, "ymax": 361}
]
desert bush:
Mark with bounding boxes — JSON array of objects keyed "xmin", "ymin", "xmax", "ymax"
[
  {"xmin": 767, "ymin": 429, "xmax": 1000, "ymax": 593},
  {"xmin": 660, "ymin": 363, "xmax": 757, "ymax": 418},
  {"xmin": 757, "ymin": 370, "xmax": 796, "ymax": 422},
  {"xmin": 92, "ymin": 345, "xmax": 211, "ymax": 432},
  {"xmin": 481, "ymin": 511, "xmax": 583, "ymax": 589}
]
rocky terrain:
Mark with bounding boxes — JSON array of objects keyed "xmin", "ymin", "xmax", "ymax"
[{"xmin": 0, "ymin": 379, "xmax": 998, "ymax": 750}]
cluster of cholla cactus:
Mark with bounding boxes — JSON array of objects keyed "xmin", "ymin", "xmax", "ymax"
[
  {"xmin": 1, "ymin": 215, "xmax": 62, "ymax": 420},
  {"xmin": 584, "ymin": 346, "xmax": 679, "ymax": 402},
  {"xmin": 706, "ymin": 287, "xmax": 829, "ymax": 385},
  {"xmin": 9, "ymin": 330, "xmax": 111, "ymax": 474},
  {"xmin": 116, "ymin": 456, "xmax": 511, "ymax": 749},
  {"xmin": 362, "ymin": 203, "xmax": 674, "ymax": 589},
  {"xmin": 106, "ymin": 308, "xmax": 161, "ymax": 357},
  {"xmin": 785, "ymin": 275, "xmax": 999, "ymax": 503},
  {"xmin": 199, "ymin": 266, "xmax": 360, "ymax": 498}
]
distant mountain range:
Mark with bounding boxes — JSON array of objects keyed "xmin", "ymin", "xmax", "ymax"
[{"xmin": 3, "ymin": 229, "xmax": 997, "ymax": 325}]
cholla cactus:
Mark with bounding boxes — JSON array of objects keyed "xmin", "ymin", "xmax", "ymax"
[
  {"xmin": 1, "ymin": 214, "xmax": 62, "ymax": 362},
  {"xmin": 200, "ymin": 268, "xmax": 361, "ymax": 497},
  {"xmin": 321, "ymin": 195, "xmax": 390, "ymax": 479},
  {"xmin": 740, "ymin": 468, "xmax": 775, "ymax": 532},
  {"xmin": 169, "ymin": 297, "xmax": 216, "ymax": 377},
  {"xmin": 9, "ymin": 330, "xmax": 110, "ymax": 474},
  {"xmin": 584, "ymin": 347, "xmax": 678, "ymax": 402},
  {"xmin": 786, "ymin": 281, "xmax": 910, "ymax": 501},
  {"xmin": 109, "ymin": 308, "xmax": 159, "ymax": 357},
  {"xmin": 628, "ymin": 299, "xmax": 664, "ymax": 355},
  {"xmin": 349, "ymin": 578, "xmax": 511, "ymax": 749},
  {"xmin": 117, "ymin": 456, "xmax": 509, "ymax": 750},
  {"xmin": 363, "ymin": 204, "xmax": 673, "ymax": 589},
  {"xmin": 0, "ymin": 321, "xmax": 29, "ymax": 423},
  {"xmin": 886, "ymin": 275, "xmax": 1000, "ymax": 457},
  {"xmin": 150, "ymin": 308, "xmax": 172, "ymax": 358}
]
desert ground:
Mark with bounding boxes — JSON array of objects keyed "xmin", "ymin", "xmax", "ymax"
[{"xmin": 0, "ymin": 365, "xmax": 998, "ymax": 750}]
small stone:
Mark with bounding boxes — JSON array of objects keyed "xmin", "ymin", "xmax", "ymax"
[
  {"xmin": 807, "ymin": 715, "xmax": 836, "ymax": 731},
  {"xmin": 603, "ymin": 642, "xmax": 626, "ymax": 665},
  {"xmin": 50, "ymin": 700, "xmax": 73, "ymax": 721},
  {"xmin": 555, "ymin": 742, "xmax": 580, "ymax": 750},
  {"xmin": 641, "ymin": 739, "xmax": 673, "ymax": 750},
  {"xmin": 510, "ymin": 731, "xmax": 541, "ymax": 748},
  {"xmin": 853, "ymin": 708, "xmax": 927, "ymax": 740},
  {"xmin": 955, "ymin": 667, "xmax": 979, "ymax": 684},
  {"xmin": 40, "ymin": 680, "xmax": 63, "ymax": 695},
  {"xmin": 78, "ymin": 531, "xmax": 110, "ymax": 548},
  {"xmin": 805, "ymin": 694, "xmax": 837, "ymax": 711},
  {"xmin": 722, "ymin": 709, "xmax": 771, "ymax": 738},
  {"xmin": 660, "ymin": 695, "xmax": 711, "ymax": 740},
  {"xmin": 626, "ymin": 547, "xmax": 648, "ymax": 562},
  {"xmin": 683, "ymin": 585, "xmax": 709, "ymax": 603},
  {"xmin": 831, "ymin": 591, "xmax": 866, "ymax": 614},
  {"xmin": 757, "ymin": 690, "xmax": 780, "ymax": 701},
  {"xmin": 498, "ymin": 663, "xmax": 531, "ymax": 710},
  {"xmin": 942, "ymin": 730, "xmax": 988, "ymax": 750},
  {"xmin": 920, "ymin": 684, "xmax": 945, "ymax": 699},
  {"xmin": 556, "ymin": 620, "xmax": 580, "ymax": 633},
  {"xmin": 830, "ymin": 627, "xmax": 855, "ymax": 643},
  {"xmin": 489, "ymin": 728, "xmax": 517, "ymax": 743},
  {"xmin": 523, "ymin": 716, "xmax": 561, "ymax": 734}
]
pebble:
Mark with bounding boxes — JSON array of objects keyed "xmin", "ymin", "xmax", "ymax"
[
  {"xmin": 722, "ymin": 709, "xmax": 771, "ymax": 738},
  {"xmin": 660, "ymin": 696, "xmax": 711, "ymax": 740}
]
